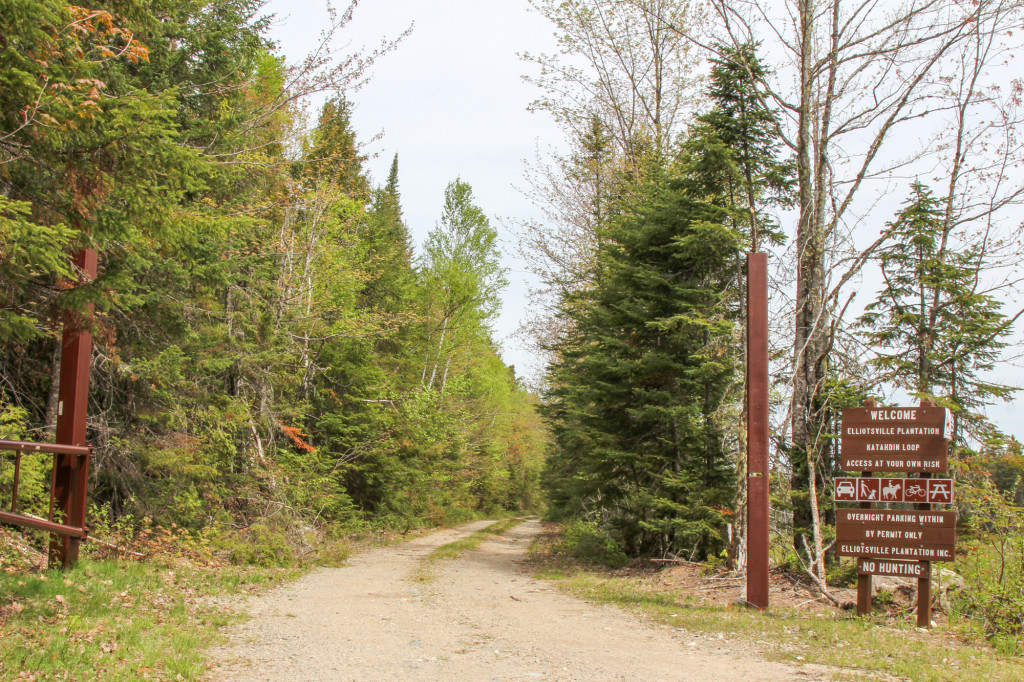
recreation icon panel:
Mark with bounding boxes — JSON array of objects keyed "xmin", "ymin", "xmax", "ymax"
[{"xmin": 833, "ymin": 477, "xmax": 954, "ymax": 504}]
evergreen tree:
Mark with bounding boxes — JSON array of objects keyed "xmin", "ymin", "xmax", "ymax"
[
  {"xmin": 363, "ymin": 155, "xmax": 416, "ymax": 321},
  {"xmin": 680, "ymin": 43, "xmax": 793, "ymax": 250},
  {"xmin": 544, "ymin": 165, "xmax": 741, "ymax": 557},
  {"xmin": 859, "ymin": 182, "xmax": 1017, "ymax": 439},
  {"xmin": 303, "ymin": 96, "xmax": 371, "ymax": 201}
]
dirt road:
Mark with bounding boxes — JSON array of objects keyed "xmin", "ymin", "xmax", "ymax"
[{"xmin": 208, "ymin": 519, "xmax": 831, "ymax": 681}]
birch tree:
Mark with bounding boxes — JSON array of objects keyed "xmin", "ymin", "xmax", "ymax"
[{"xmin": 420, "ymin": 180, "xmax": 508, "ymax": 393}]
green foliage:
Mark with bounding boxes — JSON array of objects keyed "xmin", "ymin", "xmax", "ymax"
[
  {"xmin": 541, "ymin": 42, "xmax": 791, "ymax": 561},
  {"xmin": 217, "ymin": 521, "xmax": 296, "ymax": 567},
  {"xmin": 679, "ymin": 42, "xmax": 793, "ymax": 250},
  {"xmin": 0, "ymin": 197, "xmax": 75, "ymax": 343},
  {"xmin": 543, "ymin": 162, "xmax": 741, "ymax": 557},
  {"xmin": 554, "ymin": 520, "xmax": 630, "ymax": 568},
  {"xmin": 951, "ymin": 469, "xmax": 1024, "ymax": 649},
  {"xmin": 0, "ymin": 398, "xmax": 51, "ymax": 519},
  {"xmin": 825, "ymin": 559, "xmax": 859, "ymax": 588},
  {"xmin": 0, "ymin": 0, "xmax": 547, "ymax": 562},
  {"xmin": 859, "ymin": 181, "xmax": 1016, "ymax": 441}
]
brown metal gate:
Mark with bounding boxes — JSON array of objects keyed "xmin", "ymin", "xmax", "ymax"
[{"xmin": 0, "ymin": 439, "xmax": 92, "ymax": 567}]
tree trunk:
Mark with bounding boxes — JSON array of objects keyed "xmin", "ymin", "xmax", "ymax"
[
  {"xmin": 43, "ymin": 339, "xmax": 62, "ymax": 439},
  {"xmin": 790, "ymin": 0, "xmax": 832, "ymax": 556}
]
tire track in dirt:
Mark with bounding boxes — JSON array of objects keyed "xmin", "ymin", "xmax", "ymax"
[{"xmin": 208, "ymin": 519, "xmax": 833, "ymax": 681}]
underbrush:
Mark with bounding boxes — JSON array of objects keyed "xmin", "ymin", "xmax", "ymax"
[
  {"xmin": 949, "ymin": 536, "xmax": 1024, "ymax": 656},
  {"xmin": 548, "ymin": 519, "xmax": 629, "ymax": 569},
  {"xmin": 75, "ymin": 510, "xmax": 354, "ymax": 570},
  {"xmin": 529, "ymin": 522, "xmax": 1024, "ymax": 682}
]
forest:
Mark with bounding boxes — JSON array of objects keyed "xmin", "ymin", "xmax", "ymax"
[
  {"xmin": 3, "ymin": 0, "xmax": 1024, "ymax": 646},
  {"xmin": 0, "ymin": 0, "xmax": 547, "ymax": 563}
]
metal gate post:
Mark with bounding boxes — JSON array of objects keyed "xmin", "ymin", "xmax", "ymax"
[
  {"xmin": 746, "ymin": 252, "xmax": 770, "ymax": 609},
  {"xmin": 49, "ymin": 248, "xmax": 97, "ymax": 569}
]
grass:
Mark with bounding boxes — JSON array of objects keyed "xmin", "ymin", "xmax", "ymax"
[
  {"xmin": 530, "ymin": 540, "xmax": 1024, "ymax": 681},
  {"xmin": 0, "ymin": 558, "xmax": 298, "ymax": 681},
  {"xmin": 411, "ymin": 517, "xmax": 526, "ymax": 581}
]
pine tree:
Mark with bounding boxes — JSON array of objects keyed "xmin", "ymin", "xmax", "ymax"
[
  {"xmin": 859, "ymin": 181, "xmax": 1016, "ymax": 439},
  {"xmin": 544, "ymin": 166, "xmax": 741, "ymax": 557}
]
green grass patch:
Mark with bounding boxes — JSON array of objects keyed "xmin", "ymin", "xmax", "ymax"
[
  {"xmin": 412, "ymin": 517, "xmax": 526, "ymax": 581},
  {"xmin": 0, "ymin": 559, "xmax": 298, "ymax": 681},
  {"xmin": 531, "ymin": 539, "xmax": 1024, "ymax": 681}
]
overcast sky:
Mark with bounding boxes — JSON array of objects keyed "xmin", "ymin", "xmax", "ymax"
[{"xmin": 264, "ymin": 0, "xmax": 562, "ymax": 381}]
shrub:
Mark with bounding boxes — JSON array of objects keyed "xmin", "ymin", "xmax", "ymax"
[
  {"xmin": 827, "ymin": 558, "xmax": 859, "ymax": 587},
  {"xmin": 556, "ymin": 520, "xmax": 630, "ymax": 569},
  {"xmin": 951, "ymin": 478, "xmax": 1024, "ymax": 652},
  {"xmin": 218, "ymin": 522, "xmax": 295, "ymax": 567}
]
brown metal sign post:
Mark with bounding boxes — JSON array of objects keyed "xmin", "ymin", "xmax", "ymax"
[
  {"xmin": 746, "ymin": 253, "xmax": 769, "ymax": 609},
  {"xmin": 49, "ymin": 248, "xmax": 97, "ymax": 569}
]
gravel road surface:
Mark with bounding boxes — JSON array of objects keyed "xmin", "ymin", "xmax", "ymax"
[{"xmin": 208, "ymin": 519, "xmax": 832, "ymax": 681}]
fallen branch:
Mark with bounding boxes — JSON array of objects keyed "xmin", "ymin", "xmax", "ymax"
[
  {"xmin": 650, "ymin": 558, "xmax": 702, "ymax": 565},
  {"xmin": 795, "ymin": 596, "xmax": 828, "ymax": 608}
]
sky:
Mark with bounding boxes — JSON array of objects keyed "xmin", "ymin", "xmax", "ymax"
[{"xmin": 264, "ymin": 0, "xmax": 563, "ymax": 382}]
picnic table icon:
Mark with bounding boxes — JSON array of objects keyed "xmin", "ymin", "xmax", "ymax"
[{"xmin": 930, "ymin": 481, "xmax": 951, "ymax": 501}]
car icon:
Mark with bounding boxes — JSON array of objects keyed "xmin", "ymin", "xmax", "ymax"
[{"xmin": 836, "ymin": 481, "xmax": 857, "ymax": 498}]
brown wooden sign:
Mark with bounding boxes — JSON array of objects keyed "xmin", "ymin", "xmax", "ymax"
[
  {"xmin": 840, "ymin": 402, "xmax": 954, "ymax": 626},
  {"xmin": 840, "ymin": 406, "xmax": 948, "ymax": 472},
  {"xmin": 834, "ymin": 477, "xmax": 954, "ymax": 504},
  {"xmin": 858, "ymin": 558, "xmax": 930, "ymax": 579},
  {"xmin": 836, "ymin": 509, "xmax": 956, "ymax": 561}
]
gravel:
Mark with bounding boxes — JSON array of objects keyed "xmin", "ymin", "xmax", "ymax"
[{"xmin": 207, "ymin": 519, "xmax": 832, "ymax": 681}]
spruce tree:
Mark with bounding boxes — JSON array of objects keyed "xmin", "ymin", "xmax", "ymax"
[
  {"xmin": 859, "ymin": 182, "xmax": 1016, "ymax": 440},
  {"xmin": 680, "ymin": 42, "xmax": 792, "ymax": 250},
  {"xmin": 545, "ymin": 165, "xmax": 741, "ymax": 557},
  {"xmin": 363, "ymin": 155, "xmax": 416, "ymax": 320}
]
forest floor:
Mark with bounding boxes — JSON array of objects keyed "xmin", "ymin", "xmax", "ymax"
[{"xmin": 206, "ymin": 518, "xmax": 834, "ymax": 681}]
